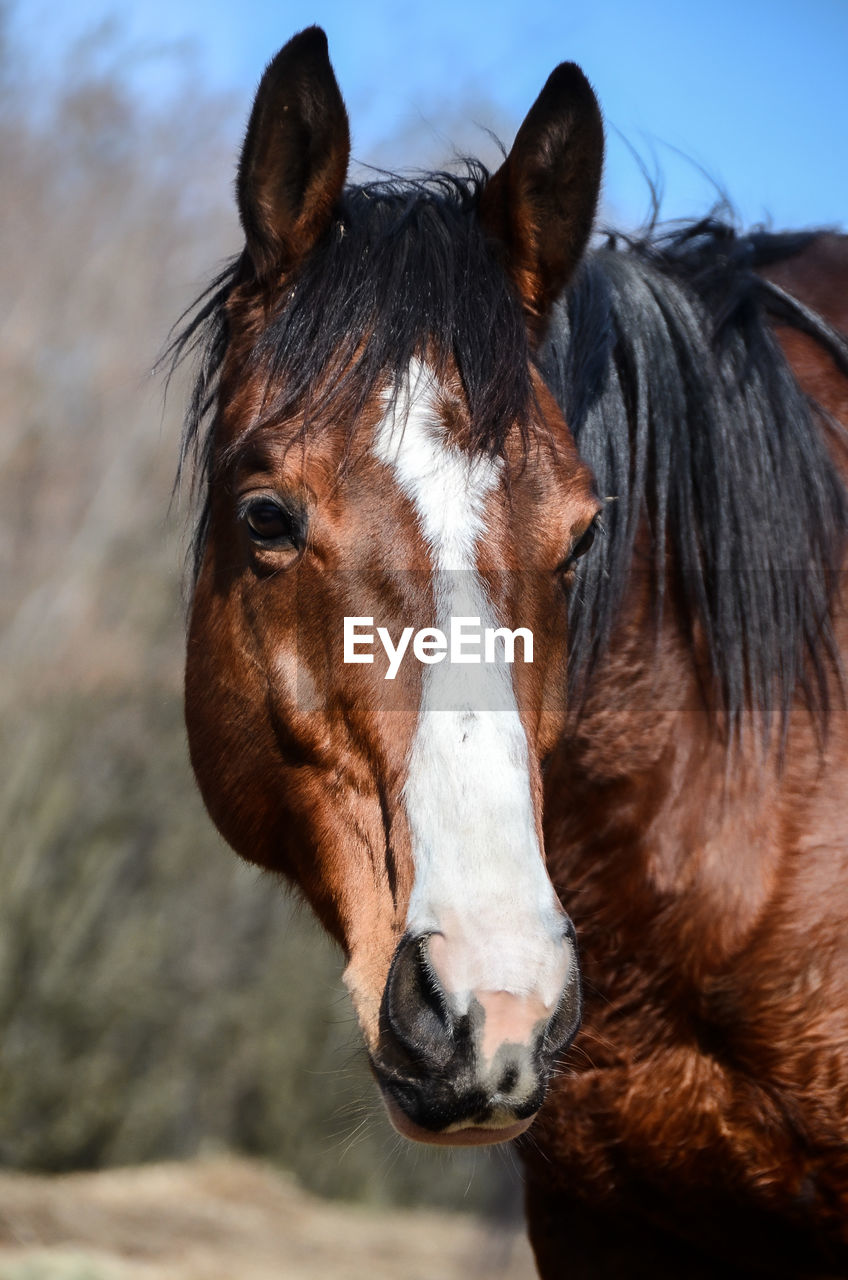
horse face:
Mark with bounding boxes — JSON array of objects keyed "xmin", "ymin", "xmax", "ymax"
[{"xmin": 183, "ymin": 28, "xmax": 603, "ymax": 1145}]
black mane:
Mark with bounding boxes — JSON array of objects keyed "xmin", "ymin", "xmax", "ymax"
[
  {"xmin": 541, "ymin": 219, "xmax": 848, "ymax": 734},
  {"xmin": 171, "ymin": 169, "xmax": 848, "ymax": 736}
]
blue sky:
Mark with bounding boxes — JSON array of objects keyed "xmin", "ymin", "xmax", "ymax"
[{"xmin": 13, "ymin": 0, "xmax": 847, "ymax": 230}]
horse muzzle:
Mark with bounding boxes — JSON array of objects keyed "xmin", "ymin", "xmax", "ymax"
[{"xmin": 370, "ymin": 927, "xmax": 581, "ymax": 1145}]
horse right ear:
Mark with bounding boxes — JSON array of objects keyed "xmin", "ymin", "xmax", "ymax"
[
  {"xmin": 237, "ymin": 27, "xmax": 350, "ymax": 280},
  {"xmin": 478, "ymin": 62, "xmax": 604, "ymax": 341}
]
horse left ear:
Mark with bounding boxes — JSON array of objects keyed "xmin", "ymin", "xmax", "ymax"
[
  {"xmin": 237, "ymin": 26, "xmax": 350, "ymax": 280},
  {"xmin": 479, "ymin": 62, "xmax": 604, "ymax": 339}
]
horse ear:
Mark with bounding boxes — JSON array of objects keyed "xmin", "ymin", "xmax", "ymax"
[
  {"xmin": 237, "ymin": 27, "xmax": 350, "ymax": 280},
  {"xmin": 479, "ymin": 62, "xmax": 604, "ymax": 338}
]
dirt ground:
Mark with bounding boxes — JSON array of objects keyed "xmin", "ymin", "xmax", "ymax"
[{"xmin": 0, "ymin": 1157, "xmax": 538, "ymax": 1280}]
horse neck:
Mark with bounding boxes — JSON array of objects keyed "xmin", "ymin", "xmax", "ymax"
[
  {"xmin": 542, "ymin": 556, "xmax": 822, "ymax": 980},
  {"xmin": 544, "ymin": 237, "xmax": 848, "ymax": 984}
]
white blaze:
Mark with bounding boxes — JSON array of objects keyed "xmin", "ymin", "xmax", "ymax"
[{"xmin": 373, "ymin": 360, "xmax": 568, "ymax": 1011}]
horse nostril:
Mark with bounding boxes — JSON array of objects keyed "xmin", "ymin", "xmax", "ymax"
[
  {"xmin": 380, "ymin": 933, "xmax": 455, "ymax": 1070},
  {"xmin": 541, "ymin": 944, "xmax": 582, "ymax": 1058}
]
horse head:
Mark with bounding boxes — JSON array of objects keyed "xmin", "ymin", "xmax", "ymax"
[{"xmin": 184, "ymin": 26, "xmax": 603, "ymax": 1145}]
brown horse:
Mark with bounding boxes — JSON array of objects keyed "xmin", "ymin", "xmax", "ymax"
[{"xmin": 174, "ymin": 27, "xmax": 848, "ymax": 1278}]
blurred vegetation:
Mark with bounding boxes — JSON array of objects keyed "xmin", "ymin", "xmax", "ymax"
[{"xmin": 0, "ymin": 10, "xmax": 517, "ymax": 1213}]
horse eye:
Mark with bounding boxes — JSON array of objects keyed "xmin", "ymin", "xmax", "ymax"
[
  {"xmin": 560, "ymin": 517, "xmax": 600, "ymax": 573},
  {"xmin": 571, "ymin": 522, "xmax": 597, "ymax": 559},
  {"xmin": 242, "ymin": 498, "xmax": 303, "ymax": 549}
]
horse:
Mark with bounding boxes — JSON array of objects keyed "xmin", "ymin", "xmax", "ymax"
[{"xmin": 173, "ymin": 26, "xmax": 848, "ymax": 1279}]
